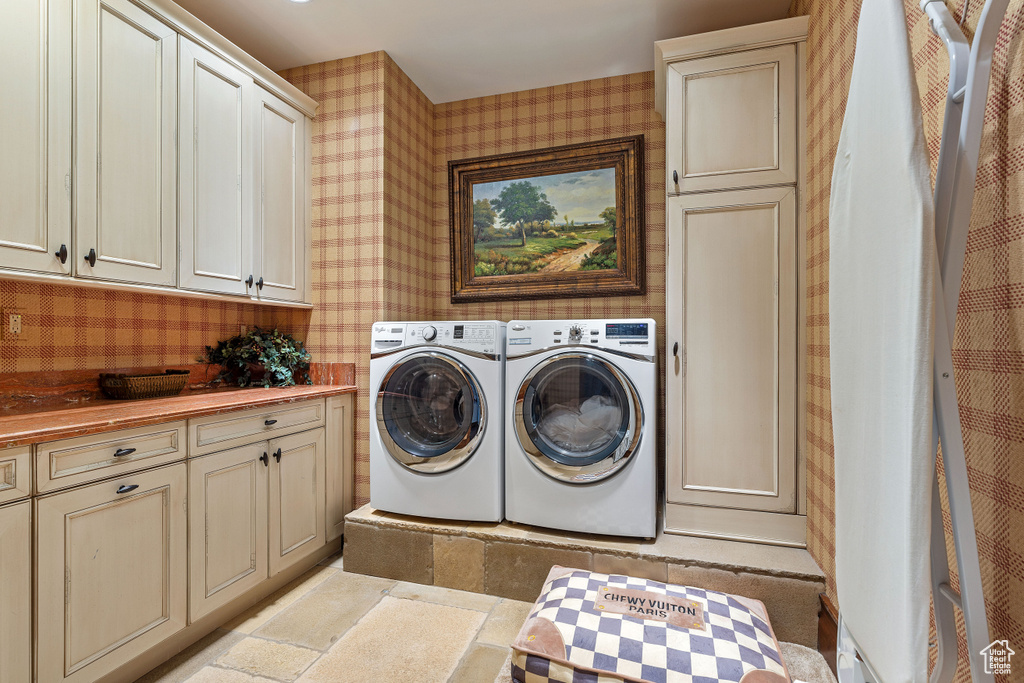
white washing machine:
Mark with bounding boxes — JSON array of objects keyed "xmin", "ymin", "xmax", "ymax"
[
  {"xmin": 370, "ymin": 321, "xmax": 505, "ymax": 522},
  {"xmin": 505, "ymin": 319, "xmax": 657, "ymax": 538}
]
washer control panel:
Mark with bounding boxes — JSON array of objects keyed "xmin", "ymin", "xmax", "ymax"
[{"xmin": 372, "ymin": 321, "xmax": 504, "ymax": 355}]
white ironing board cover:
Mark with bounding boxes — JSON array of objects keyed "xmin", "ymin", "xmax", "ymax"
[{"xmin": 828, "ymin": 0, "xmax": 936, "ymax": 681}]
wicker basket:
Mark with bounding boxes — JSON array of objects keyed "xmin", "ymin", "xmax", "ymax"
[{"xmin": 99, "ymin": 369, "xmax": 191, "ymax": 400}]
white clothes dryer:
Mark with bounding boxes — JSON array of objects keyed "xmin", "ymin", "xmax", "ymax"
[
  {"xmin": 370, "ymin": 321, "xmax": 505, "ymax": 522},
  {"xmin": 505, "ymin": 319, "xmax": 656, "ymax": 538}
]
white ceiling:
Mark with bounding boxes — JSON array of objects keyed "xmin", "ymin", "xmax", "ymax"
[{"xmin": 173, "ymin": 0, "xmax": 791, "ymax": 103}]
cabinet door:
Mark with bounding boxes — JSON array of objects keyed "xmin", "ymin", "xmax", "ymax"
[
  {"xmin": 189, "ymin": 443, "xmax": 268, "ymax": 622},
  {"xmin": 666, "ymin": 45, "xmax": 796, "ymax": 193},
  {"xmin": 179, "ymin": 36, "xmax": 254, "ymax": 296},
  {"xmin": 666, "ymin": 187, "xmax": 797, "ymax": 514},
  {"xmin": 326, "ymin": 394, "xmax": 354, "ymax": 542},
  {"xmin": 254, "ymin": 86, "xmax": 308, "ymax": 303},
  {"xmin": 268, "ymin": 428, "xmax": 325, "ymax": 576},
  {"xmin": 37, "ymin": 463, "xmax": 187, "ymax": 683},
  {"xmin": 75, "ymin": 0, "xmax": 177, "ymax": 286},
  {"xmin": 0, "ymin": 501, "xmax": 32, "ymax": 683},
  {"xmin": 0, "ymin": 0, "xmax": 72, "ymax": 275}
]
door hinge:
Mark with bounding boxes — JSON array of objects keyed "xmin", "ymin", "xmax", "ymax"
[
  {"xmin": 64, "ymin": 172, "xmax": 71, "ymax": 195},
  {"xmin": 250, "ymin": 551, "xmax": 257, "ymax": 569}
]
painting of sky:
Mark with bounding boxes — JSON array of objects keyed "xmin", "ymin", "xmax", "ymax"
[{"xmin": 472, "ymin": 167, "xmax": 616, "ymax": 227}]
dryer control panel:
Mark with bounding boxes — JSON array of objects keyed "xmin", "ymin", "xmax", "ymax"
[{"xmin": 506, "ymin": 319, "xmax": 656, "ymax": 356}]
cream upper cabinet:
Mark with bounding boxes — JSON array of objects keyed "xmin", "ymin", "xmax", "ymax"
[
  {"xmin": 189, "ymin": 443, "xmax": 268, "ymax": 621},
  {"xmin": 269, "ymin": 428, "xmax": 325, "ymax": 576},
  {"xmin": 666, "ymin": 187, "xmax": 797, "ymax": 515},
  {"xmin": 75, "ymin": 0, "xmax": 178, "ymax": 286},
  {"xmin": 179, "ymin": 37, "xmax": 255, "ymax": 297},
  {"xmin": 0, "ymin": 501, "xmax": 32, "ymax": 683},
  {"xmin": 0, "ymin": 0, "xmax": 72, "ymax": 275},
  {"xmin": 666, "ymin": 45, "xmax": 796, "ymax": 194},
  {"xmin": 254, "ymin": 86, "xmax": 310, "ymax": 304},
  {"xmin": 36, "ymin": 463, "xmax": 187, "ymax": 683}
]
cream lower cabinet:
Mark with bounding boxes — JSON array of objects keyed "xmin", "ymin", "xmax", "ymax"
[
  {"xmin": 188, "ymin": 443, "xmax": 268, "ymax": 621},
  {"xmin": 36, "ymin": 463, "xmax": 187, "ymax": 683},
  {"xmin": 189, "ymin": 427, "xmax": 325, "ymax": 621},
  {"xmin": 665, "ymin": 187, "xmax": 803, "ymax": 545},
  {"xmin": 0, "ymin": 500, "xmax": 32, "ymax": 683},
  {"xmin": 269, "ymin": 428, "xmax": 326, "ymax": 576},
  {"xmin": 326, "ymin": 394, "xmax": 354, "ymax": 541}
]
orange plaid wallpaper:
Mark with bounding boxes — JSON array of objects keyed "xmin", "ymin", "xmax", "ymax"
[
  {"xmin": 0, "ymin": 279, "xmax": 307, "ymax": 374},
  {"xmin": 790, "ymin": 0, "xmax": 1024, "ymax": 672}
]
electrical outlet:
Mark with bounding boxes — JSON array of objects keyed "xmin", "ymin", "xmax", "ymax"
[
  {"xmin": 239, "ymin": 325, "xmax": 248, "ymax": 335},
  {"xmin": 8, "ymin": 314, "xmax": 22, "ymax": 336}
]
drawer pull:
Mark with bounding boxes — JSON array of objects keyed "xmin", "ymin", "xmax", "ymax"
[
  {"xmin": 273, "ymin": 448, "xmax": 282, "ymax": 463},
  {"xmin": 260, "ymin": 452, "xmax": 269, "ymax": 467},
  {"xmin": 113, "ymin": 447, "xmax": 136, "ymax": 458},
  {"xmin": 116, "ymin": 484, "xmax": 139, "ymax": 495},
  {"xmin": 264, "ymin": 419, "xmax": 278, "ymax": 426}
]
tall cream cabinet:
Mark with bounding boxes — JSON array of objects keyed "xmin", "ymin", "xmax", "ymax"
[
  {"xmin": 656, "ymin": 17, "xmax": 808, "ymax": 547},
  {"xmin": 0, "ymin": 0, "xmax": 316, "ymax": 306},
  {"xmin": 0, "ymin": 0, "xmax": 72, "ymax": 276},
  {"xmin": 0, "ymin": 500, "xmax": 32, "ymax": 683}
]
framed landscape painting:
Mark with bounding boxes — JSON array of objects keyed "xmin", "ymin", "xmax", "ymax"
[{"xmin": 448, "ymin": 135, "xmax": 645, "ymax": 303}]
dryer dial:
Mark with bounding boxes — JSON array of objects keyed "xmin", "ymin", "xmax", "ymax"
[{"xmin": 422, "ymin": 325, "xmax": 437, "ymax": 341}]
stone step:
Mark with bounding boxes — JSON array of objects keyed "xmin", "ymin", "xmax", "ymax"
[{"xmin": 343, "ymin": 504, "xmax": 826, "ymax": 647}]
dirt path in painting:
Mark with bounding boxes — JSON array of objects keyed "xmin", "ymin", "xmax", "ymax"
[{"xmin": 539, "ymin": 239, "xmax": 600, "ymax": 273}]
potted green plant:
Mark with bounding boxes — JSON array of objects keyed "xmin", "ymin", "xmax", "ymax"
[{"xmin": 203, "ymin": 327, "xmax": 312, "ymax": 388}]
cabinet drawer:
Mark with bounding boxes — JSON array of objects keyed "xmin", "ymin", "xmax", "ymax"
[
  {"xmin": 0, "ymin": 446, "xmax": 31, "ymax": 504},
  {"xmin": 189, "ymin": 399, "xmax": 325, "ymax": 456},
  {"xmin": 36, "ymin": 422, "xmax": 186, "ymax": 493}
]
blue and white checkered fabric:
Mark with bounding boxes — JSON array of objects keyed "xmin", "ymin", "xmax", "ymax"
[{"xmin": 512, "ymin": 569, "xmax": 789, "ymax": 683}]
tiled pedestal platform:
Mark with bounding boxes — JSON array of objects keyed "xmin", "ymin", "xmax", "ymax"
[{"xmin": 343, "ymin": 505, "xmax": 826, "ymax": 647}]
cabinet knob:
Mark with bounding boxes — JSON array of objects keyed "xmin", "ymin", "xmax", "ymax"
[
  {"xmin": 85, "ymin": 248, "xmax": 97, "ymax": 267},
  {"xmin": 256, "ymin": 276, "xmax": 264, "ymax": 291},
  {"xmin": 113, "ymin": 447, "xmax": 136, "ymax": 458},
  {"xmin": 672, "ymin": 170, "xmax": 679, "ymax": 185},
  {"xmin": 55, "ymin": 244, "xmax": 68, "ymax": 264},
  {"xmin": 273, "ymin": 448, "xmax": 282, "ymax": 463},
  {"xmin": 246, "ymin": 274, "xmax": 254, "ymax": 288},
  {"xmin": 264, "ymin": 419, "xmax": 278, "ymax": 426},
  {"xmin": 116, "ymin": 484, "xmax": 139, "ymax": 495},
  {"xmin": 673, "ymin": 342, "xmax": 679, "ymax": 356},
  {"xmin": 260, "ymin": 452, "xmax": 269, "ymax": 467}
]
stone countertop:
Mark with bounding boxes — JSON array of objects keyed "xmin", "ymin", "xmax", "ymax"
[{"xmin": 0, "ymin": 384, "xmax": 357, "ymax": 448}]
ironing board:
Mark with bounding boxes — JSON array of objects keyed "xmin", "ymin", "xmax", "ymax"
[{"xmin": 836, "ymin": 1, "xmax": 1008, "ymax": 681}]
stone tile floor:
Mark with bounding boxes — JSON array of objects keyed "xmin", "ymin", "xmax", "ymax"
[{"xmin": 136, "ymin": 553, "xmax": 531, "ymax": 683}]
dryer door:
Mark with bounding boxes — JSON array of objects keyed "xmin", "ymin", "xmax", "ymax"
[
  {"xmin": 376, "ymin": 352, "xmax": 485, "ymax": 473},
  {"xmin": 515, "ymin": 352, "xmax": 644, "ymax": 484}
]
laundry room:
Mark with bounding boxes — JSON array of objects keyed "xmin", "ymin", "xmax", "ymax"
[{"xmin": 0, "ymin": 1, "xmax": 1021, "ymax": 682}]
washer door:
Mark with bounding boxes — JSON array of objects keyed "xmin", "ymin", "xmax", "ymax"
[
  {"xmin": 376, "ymin": 352, "xmax": 485, "ymax": 473},
  {"xmin": 515, "ymin": 352, "xmax": 643, "ymax": 483}
]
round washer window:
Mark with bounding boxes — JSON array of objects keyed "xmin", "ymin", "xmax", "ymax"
[{"xmin": 377, "ymin": 353, "xmax": 484, "ymax": 473}]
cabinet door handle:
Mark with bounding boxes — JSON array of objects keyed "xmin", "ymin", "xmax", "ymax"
[
  {"xmin": 246, "ymin": 274, "xmax": 254, "ymax": 289},
  {"xmin": 55, "ymin": 244, "xmax": 68, "ymax": 264},
  {"xmin": 260, "ymin": 452, "xmax": 269, "ymax": 466},
  {"xmin": 116, "ymin": 484, "xmax": 139, "ymax": 495},
  {"xmin": 672, "ymin": 170, "xmax": 679, "ymax": 185},
  {"xmin": 256, "ymin": 276, "xmax": 264, "ymax": 291},
  {"xmin": 673, "ymin": 342, "xmax": 679, "ymax": 357},
  {"xmin": 113, "ymin": 447, "xmax": 136, "ymax": 458},
  {"xmin": 85, "ymin": 248, "xmax": 97, "ymax": 267},
  {"xmin": 264, "ymin": 419, "xmax": 278, "ymax": 426},
  {"xmin": 273, "ymin": 448, "xmax": 282, "ymax": 463}
]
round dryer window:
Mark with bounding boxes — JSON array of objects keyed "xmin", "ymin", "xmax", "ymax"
[
  {"xmin": 376, "ymin": 352, "xmax": 485, "ymax": 473},
  {"xmin": 515, "ymin": 352, "xmax": 643, "ymax": 483}
]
